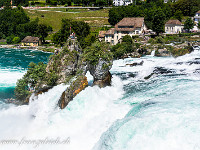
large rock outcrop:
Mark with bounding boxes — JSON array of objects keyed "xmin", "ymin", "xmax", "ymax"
[
  {"xmin": 58, "ymin": 75, "xmax": 88, "ymax": 109},
  {"xmin": 29, "ymin": 40, "xmax": 113, "ymax": 109},
  {"xmin": 88, "ymin": 58, "xmax": 112, "ymax": 87}
]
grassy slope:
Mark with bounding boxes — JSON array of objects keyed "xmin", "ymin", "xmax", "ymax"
[{"xmin": 24, "ymin": 8, "xmax": 109, "ymax": 35}]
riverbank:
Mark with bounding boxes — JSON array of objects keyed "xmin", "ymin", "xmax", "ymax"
[{"xmin": 0, "ymin": 44, "xmax": 59, "ymax": 53}]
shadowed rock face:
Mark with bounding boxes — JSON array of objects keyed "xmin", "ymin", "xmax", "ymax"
[
  {"xmin": 93, "ymin": 71, "xmax": 112, "ymax": 88},
  {"xmin": 34, "ymin": 41, "xmax": 113, "ymax": 109},
  {"xmin": 58, "ymin": 58, "xmax": 113, "ymax": 109},
  {"xmin": 88, "ymin": 58, "xmax": 113, "ymax": 87}
]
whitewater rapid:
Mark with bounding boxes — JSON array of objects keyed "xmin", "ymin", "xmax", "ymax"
[{"xmin": 0, "ymin": 48, "xmax": 200, "ymax": 150}]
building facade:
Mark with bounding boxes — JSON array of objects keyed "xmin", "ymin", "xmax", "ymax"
[
  {"xmin": 165, "ymin": 19, "xmax": 184, "ymax": 34},
  {"xmin": 194, "ymin": 10, "xmax": 200, "ymax": 24},
  {"xmin": 21, "ymin": 36, "xmax": 40, "ymax": 46},
  {"xmin": 105, "ymin": 17, "xmax": 147, "ymax": 45},
  {"xmin": 113, "ymin": 0, "xmax": 133, "ymax": 6}
]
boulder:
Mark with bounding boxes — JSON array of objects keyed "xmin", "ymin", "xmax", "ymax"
[
  {"xmin": 126, "ymin": 61, "xmax": 144, "ymax": 67},
  {"xmin": 88, "ymin": 58, "xmax": 112, "ymax": 87},
  {"xmin": 58, "ymin": 76, "xmax": 88, "ymax": 109},
  {"xmin": 155, "ymin": 48, "xmax": 170, "ymax": 57}
]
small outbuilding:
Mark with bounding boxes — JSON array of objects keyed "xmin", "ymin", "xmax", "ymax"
[
  {"xmin": 21, "ymin": 36, "xmax": 40, "ymax": 46},
  {"xmin": 98, "ymin": 31, "xmax": 106, "ymax": 42}
]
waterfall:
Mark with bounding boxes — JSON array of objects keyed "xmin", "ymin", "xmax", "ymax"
[
  {"xmin": 1, "ymin": 48, "xmax": 200, "ymax": 150},
  {"xmin": 151, "ymin": 50, "xmax": 155, "ymax": 56}
]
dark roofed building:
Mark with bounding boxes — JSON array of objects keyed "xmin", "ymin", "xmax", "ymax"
[
  {"xmin": 115, "ymin": 17, "xmax": 146, "ymax": 32},
  {"xmin": 165, "ymin": 19, "xmax": 184, "ymax": 34},
  {"xmin": 21, "ymin": 36, "xmax": 40, "ymax": 46},
  {"xmin": 105, "ymin": 17, "xmax": 147, "ymax": 45}
]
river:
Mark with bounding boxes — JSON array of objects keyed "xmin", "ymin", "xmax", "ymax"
[{"xmin": 0, "ymin": 48, "xmax": 200, "ymax": 150}]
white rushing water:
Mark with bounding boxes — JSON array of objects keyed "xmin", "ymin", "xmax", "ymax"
[
  {"xmin": 151, "ymin": 50, "xmax": 155, "ymax": 56},
  {"xmin": 0, "ymin": 50, "xmax": 200, "ymax": 150}
]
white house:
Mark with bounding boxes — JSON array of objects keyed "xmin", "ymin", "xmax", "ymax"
[
  {"xmin": 165, "ymin": 19, "xmax": 184, "ymax": 34},
  {"xmin": 105, "ymin": 17, "xmax": 147, "ymax": 45},
  {"xmin": 164, "ymin": 0, "xmax": 177, "ymax": 3},
  {"xmin": 105, "ymin": 28, "xmax": 115, "ymax": 44},
  {"xmin": 113, "ymin": 0, "xmax": 133, "ymax": 6},
  {"xmin": 194, "ymin": 10, "xmax": 200, "ymax": 24}
]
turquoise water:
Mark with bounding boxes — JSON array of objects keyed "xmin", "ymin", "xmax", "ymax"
[
  {"xmin": 0, "ymin": 48, "xmax": 200, "ymax": 150},
  {"xmin": 0, "ymin": 48, "xmax": 52, "ymax": 101}
]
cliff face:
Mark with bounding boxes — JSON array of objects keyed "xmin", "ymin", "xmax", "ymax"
[{"xmin": 43, "ymin": 40, "xmax": 113, "ymax": 109}]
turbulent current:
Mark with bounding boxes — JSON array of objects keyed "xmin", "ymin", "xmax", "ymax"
[{"xmin": 0, "ymin": 48, "xmax": 200, "ymax": 150}]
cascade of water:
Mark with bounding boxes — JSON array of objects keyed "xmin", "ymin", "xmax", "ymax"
[
  {"xmin": 151, "ymin": 50, "xmax": 155, "ymax": 56},
  {"xmin": 0, "ymin": 49, "xmax": 200, "ymax": 150}
]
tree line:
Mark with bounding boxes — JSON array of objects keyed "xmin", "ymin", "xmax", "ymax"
[
  {"xmin": 0, "ymin": 5, "xmax": 52, "ymax": 44},
  {"xmin": 52, "ymin": 19, "xmax": 95, "ymax": 49},
  {"xmin": 109, "ymin": 0, "xmax": 200, "ymax": 34},
  {"xmin": 0, "ymin": 0, "xmax": 113, "ymax": 7}
]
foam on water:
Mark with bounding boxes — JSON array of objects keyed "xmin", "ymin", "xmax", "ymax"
[
  {"xmin": 1, "ymin": 48, "xmax": 200, "ymax": 150},
  {"xmin": 0, "ymin": 48, "xmax": 51, "ymax": 101},
  {"xmin": 93, "ymin": 50, "xmax": 200, "ymax": 150},
  {"xmin": 0, "ymin": 76, "xmax": 130, "ymax": 150}
]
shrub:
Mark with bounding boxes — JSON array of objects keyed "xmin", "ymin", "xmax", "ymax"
[
  {"xmin": 6, "ymin": 35, "xmax": 15, "ymax": 44},
  {"xmin": 12, "ymin": 37, "xmax": 21, "ymax": 44},
  {"xmin": 155, "ymin": 36, "xmax": 165, "ymax": 44},
  {"xmin": 83, "ymin": 41, "xmax": 113, "ymax": 65}
]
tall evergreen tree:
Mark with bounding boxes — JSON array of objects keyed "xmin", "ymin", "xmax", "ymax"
[{"xmin": 152, "ymin": 8, "xmax": 166, "ymax": 35}]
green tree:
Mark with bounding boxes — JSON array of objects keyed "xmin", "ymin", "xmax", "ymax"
[
  {"xmin": 184, "ymin": 17, "xmax": 194, "ymax": 32},
  {"xmin": 174, "ymin": 10, "xmax": 183, "ymax": 21},
  {"xmin": 198, "ymin": 22, "xmax": 200, "ymax": 29},
  {"xmin": 52, "ymin": 19, "xmax": 90, "ymax": 47},
  {"xmin": 14, "ymin": 78, "xmax": 29, "ymax": 100},
  {"xmin": 152, "ymin": 8, "xmax": 166, "ymax": 35},
  {"xmin": 83, "ymin": 41, "xmax": 113, "ymax": 65},
  {"xmin": 173, "ymin": 0, "xmax": 200, "ymax": 17},
  {"xmin": 36, "ymin": 24, "xmax": 50, "ymax": 44},
  {"xmin": 122, "ymin": 35, "xmax": 133, "ymax": 44},
  {"xmin": 12, "ymin": 36, "xmax": 21, "ymax": 44},
  {"xmin": 0, "ymin": 6, "xmax": 29, "ymax": 37}
]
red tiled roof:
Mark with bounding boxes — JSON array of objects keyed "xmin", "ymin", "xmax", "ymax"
[
  {"xmin": 165, "ymin": 19, "xmax": 182, "ymax": 25},
  {"xmin": 21, "ymin": 36, "xmax": 39, "ymax": 43},
  {"xmin": 197, "ymin": 10, "xmax": 200, "ymax": 14}
]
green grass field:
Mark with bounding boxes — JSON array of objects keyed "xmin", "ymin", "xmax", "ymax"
[{"xmin": 25, "ymin": 8, "xmax": 109, "ymax": 33}]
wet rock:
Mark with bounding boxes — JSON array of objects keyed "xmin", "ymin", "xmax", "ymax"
[
  {"xmin": 153, "ymin": 67, "xmax": 175, "ymax": 74},
  {"xmin": 58, "ymin": 76, "xmax": 88, "ymax": 109},
  {"xmin": 187, "ymin": 60, "xmax": 200, "ymax": 65},
  {"xmin": 88, "ymin": 58, "xmax": 113, "ymax": 87},
  {"xmin": 126, "ymin": 61, "xmax": 144, "ymax": 67},
  {"xmin": 93, "ymin": 71, "xmax": 112, "ymax": 87},
  {"xmin": 155, "ymin": 49, "xmax": 171, "ymax": 57},
  {"xmin": 194, "ymin": 69, "xmax": 200, "ymax": 73},
  {"xmin": 144, "ymin": 73, "xmax": 154, "ymax": 80}
]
